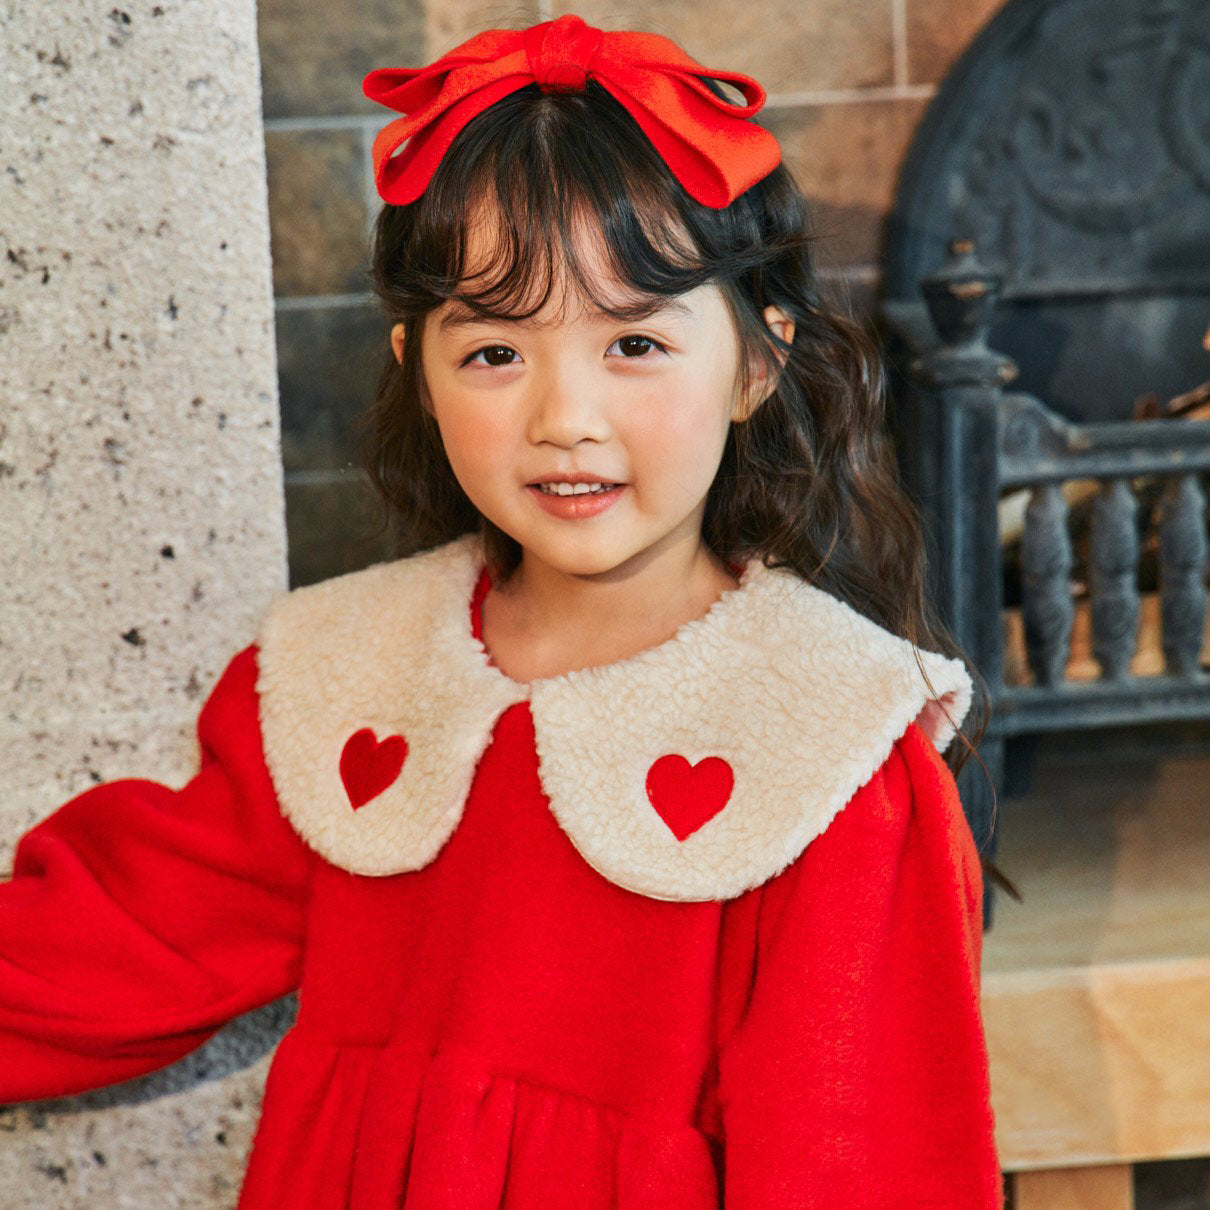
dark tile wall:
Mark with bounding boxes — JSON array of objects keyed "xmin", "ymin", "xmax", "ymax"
[
  {"xmin": 273, "ymin": 300, "xmax": 391, "ymax": 586},
  {"xmin": 258, "ymin": 0, "xmax": 427, "ymax": 588},
  {"xmin": 763, "ymin": 97, "xmax": 930, "ymax": 271},
  {"xmin": 265, "ymin": 129, "xmax": 370, "ymax": 297},
  {"xmin": 259, "ymin": 0, "xmax": 428, "ymax": 118}
]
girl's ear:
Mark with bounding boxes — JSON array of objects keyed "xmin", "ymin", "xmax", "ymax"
[
  {"xmin": 391, "ymin": 322, "xmax": 405, "ymax": 366},
  {"xmin": 733, "ymin": 305, "xmax": 795, "ymax": 422}
]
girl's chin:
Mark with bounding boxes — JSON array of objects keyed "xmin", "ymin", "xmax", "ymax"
[{"xmin": 516, "ymin": 537, "xmax": 653, "ymax": 580}]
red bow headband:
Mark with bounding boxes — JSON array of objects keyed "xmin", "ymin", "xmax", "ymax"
[{"xmin": 363, "ymin": 14, "xmax": 782, "ymax": 209}]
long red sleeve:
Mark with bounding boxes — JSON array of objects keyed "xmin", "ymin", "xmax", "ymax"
[
  {"xmin": 0, "ymin": 645, "xmax": 312, "ymax": 1102},
  {"xmin": 716, "ymin": 721, "xmax": 1002, "ymax": 1208}
]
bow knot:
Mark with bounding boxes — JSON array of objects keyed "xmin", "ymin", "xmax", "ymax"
[
  {"xmin": 525, "ymin": 14, "xmax": 602, "ymax": 94},
  {"xmin": 363, "ymin": 14, "xmax": 781, "ymax": 208}
]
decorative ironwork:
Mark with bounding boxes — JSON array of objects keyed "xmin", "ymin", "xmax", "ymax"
[
  {"xmin": 1158, "ymin": 472, "xmax": 1209, "ymax": 674},
  {"xmin": 889, "ymin": 0, "xmax": 1210, "ymax": 297},
  {"xmin": 894, "ymin": 239, "xmax": 1210, "ymax": 931},
  {"xmin": 998, "ymin": 393, "xmax": 1210, "ymax": 484},
  {"xmin": 882, "ymin": 1, "xmax": 1210, "ymax": 928},
  {"xmin": 884, "ymin": 0, "xmax": 1210, "ymax": 428},
  {"xmin": 1022, "ymin": 484, "xmax": 1075, "ymax": 685},
  {"xmin": 1089, "ymin": 478, "xmax": 1141, "ymax": 679}
]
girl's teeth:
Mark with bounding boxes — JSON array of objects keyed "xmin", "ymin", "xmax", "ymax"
[{"xmin": 540, "ymin": 482, "xmax": 614, "ymax": 496}]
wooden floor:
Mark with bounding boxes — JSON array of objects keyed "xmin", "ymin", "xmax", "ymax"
[{"xmin": 980, "ymin": 730, "xmax": 1210, "ymax": 1209}]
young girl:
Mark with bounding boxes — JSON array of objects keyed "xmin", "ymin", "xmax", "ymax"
[{"xmin": 0, "ymin": 13, "xmax": 1003, "ymax": 1208}]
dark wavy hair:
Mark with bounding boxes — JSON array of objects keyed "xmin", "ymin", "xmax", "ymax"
[{"xmin": 356, "ymin": 76, "xmax": 1005, "ymax": 874}]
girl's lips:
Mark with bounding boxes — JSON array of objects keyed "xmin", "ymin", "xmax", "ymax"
[{"xmin": 527, "ymin": 483, "xmax": 626, "ymax": 519}]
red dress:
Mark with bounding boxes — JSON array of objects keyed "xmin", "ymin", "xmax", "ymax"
[{"xmin": 0, "ymin": 539, "xmax": 1002, "ymax": 1208}]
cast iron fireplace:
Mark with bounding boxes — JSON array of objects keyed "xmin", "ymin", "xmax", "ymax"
[{"xmin": 880, "ymin": 0, "xmax": 1210, "ymax": 925}]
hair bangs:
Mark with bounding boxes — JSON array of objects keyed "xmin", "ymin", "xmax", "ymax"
[{"xmin": 396, "ymin": 81, "xmax": 725, "ymax": 326}]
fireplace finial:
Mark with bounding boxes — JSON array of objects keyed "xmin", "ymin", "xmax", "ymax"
[{"xmin": 921, "ymin": 239, "xmax": 1002, "ymax": 351}]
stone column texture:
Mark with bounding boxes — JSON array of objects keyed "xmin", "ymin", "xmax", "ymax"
[{"xmin": 0, "ymin": 3, "xmax": 290, "ymax": 1206}]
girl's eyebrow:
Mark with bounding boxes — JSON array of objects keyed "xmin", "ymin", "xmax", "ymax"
[{"xmin": 437, "ymin": 297, "xmax": 694, "ymax": 333}]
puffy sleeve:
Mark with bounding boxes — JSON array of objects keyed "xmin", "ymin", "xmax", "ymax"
[
  {"xmin": 716, "ymin": 721, "xmax": 1002, "ymax": 1208},
  {"xmin": 0, "ymin": 644, "xmax": 312, "ymax": 1103}
]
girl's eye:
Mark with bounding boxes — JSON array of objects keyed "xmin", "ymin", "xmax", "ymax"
[
  {"xmin": 460, "ymin": 335, "xmax": 668, "ymax": 368},
  {"xmin": 608, "ymin": 334, "xmax": 668, "ymax": 359},
  {"xmin": 462, "ymin": 345, "xmax": 517, "ymax": 368}
]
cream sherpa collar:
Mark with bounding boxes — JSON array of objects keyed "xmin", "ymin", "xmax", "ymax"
[{"xmin": 254, "ymin": 534, "xmax": 972, "ymax": 901}]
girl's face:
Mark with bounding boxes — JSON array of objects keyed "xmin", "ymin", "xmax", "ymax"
[{"xmin": 405, "ymin": 210, "xmax": 786, "ymax": 581}]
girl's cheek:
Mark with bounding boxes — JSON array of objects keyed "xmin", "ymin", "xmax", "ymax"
[
  {"xmin": 432, "ymin": 402, "xmax": 483, "ymax": 469},
  {"xmin": 630, "ymin": 382, "xmax": 726, "ymax": 449},
  {"xmin": 434, "ymin": 387, "xmax": 506, "ymax": 441},
  {"xmin": 436, "ymin": 400, "xmax": 523, "ymax": 500}
]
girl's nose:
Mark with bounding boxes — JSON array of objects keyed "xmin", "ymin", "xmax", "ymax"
[{"xmin": 526, "ymin": 370, "xmax": 612, "ymax": 447}]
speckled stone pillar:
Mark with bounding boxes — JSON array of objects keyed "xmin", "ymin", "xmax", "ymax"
[{"xmin": 0, "ymin": 3, "xmax": 289, "ymax": 1206}]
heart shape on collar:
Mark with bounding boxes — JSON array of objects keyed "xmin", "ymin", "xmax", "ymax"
[
  {"xmin": 340, "ymin": 727, "xmax": 409, "ymax": 809},
  {"xmin": 645, "ymin": 754, "xmax": 734, "ymax": 841}
]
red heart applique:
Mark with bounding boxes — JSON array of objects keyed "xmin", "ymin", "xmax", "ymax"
[
  {"xmin": 339, "ymin": 727, "xmax": 408, "ymax": 810},
  {"xmin": 645, "ymin": 754, "xmax": 734, "ymax": 841}
]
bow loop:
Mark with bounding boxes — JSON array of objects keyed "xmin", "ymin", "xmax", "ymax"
[
  {"xmin": 675, "ymin": 68, "xmax": 766, "ymax": 117},
  {"xmin": 363, "ymin": 14, "xmax": 781, "ymax": 208}
]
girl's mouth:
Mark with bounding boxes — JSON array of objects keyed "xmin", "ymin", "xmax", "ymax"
[
  {"xmin": 527, "ymin": 482, "xmax": 626, "ymax": 518},
  {"xmin": 534, "ymin": 481, "xmax": 619, "ymax": 496}
]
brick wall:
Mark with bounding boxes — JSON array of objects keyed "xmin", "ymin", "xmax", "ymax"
[{"xmin": 258, "ymin": 0, "xmax": 1008, "ymax": 587}]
